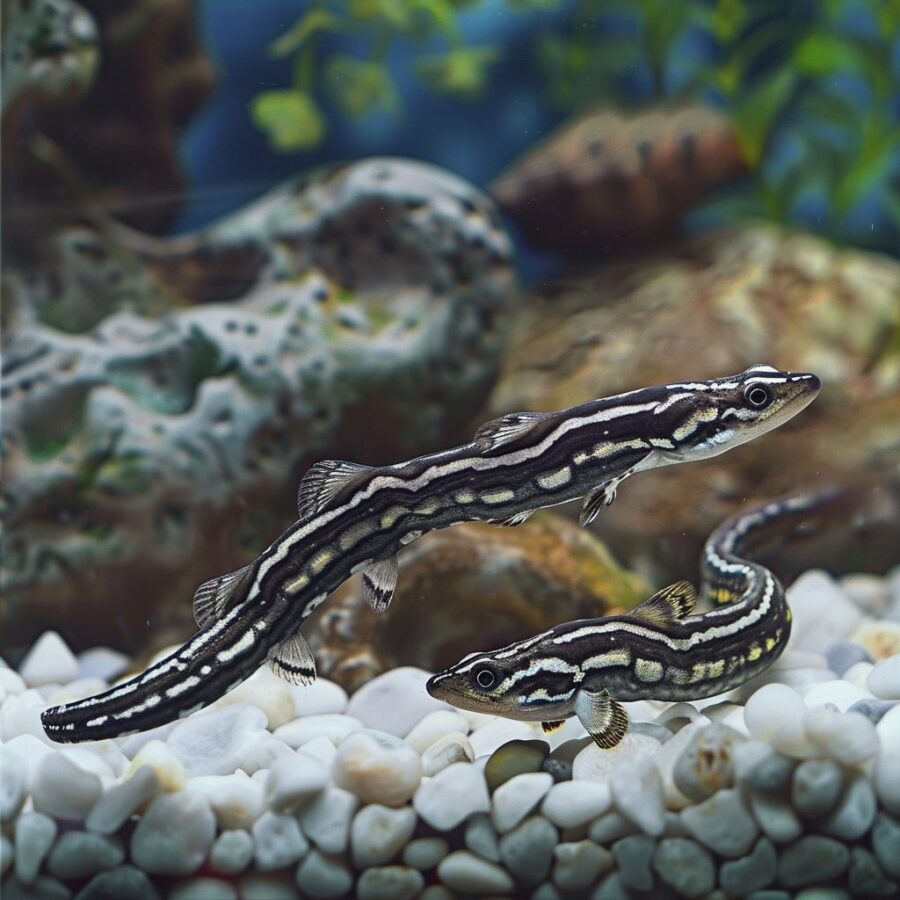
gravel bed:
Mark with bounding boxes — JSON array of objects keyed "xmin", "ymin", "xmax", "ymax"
[{"xmin": 2, "ymin": 566, "xmax": 900, "ymax": 899}]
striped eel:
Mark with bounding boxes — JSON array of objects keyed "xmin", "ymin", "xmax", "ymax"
[
  {"xmin": 427, "ymin": 490, "xmax": 843, "ymax": 748},
  {"xmin": 42, "ymin": 364, "xmax": 819, "ymax": 742}
]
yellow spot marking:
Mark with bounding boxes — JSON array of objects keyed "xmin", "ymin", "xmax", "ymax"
[
  {"xmin": 765, "ymin": 635, "xmax": 778, "ymax": 652},
  {"xmin": 339, "ymin": 520, "xmax": 375, "ymax": 551},
  {"xmin": 668, "ymin": 666, "xmax": 692, "ymax": 685},
  {"xmin": 414, "ymin": 498, "xmax": 440, "ymax": 516},
  {"xmin": 690, "ymin": 660, "xmax": 724, "ymax": 681},
  {"xmin": 673, "ymin": 406, "xmax": 718, "ymax": 442},
  {"xmin": 592, "ymin": 439, "xmax": 646, "ymax": 459},
  {"xmin": 538, "ymin": 466, "xmax": 572, "ymax": 490},
  {"xmin": 283, "ymin": 573, "xmax": 309, "ymax": 594},
  {"xmin": 311, "ymin": 551, "xmax": 332, "ymax": 574},
  {"xmin": 481, "ymin": 489, "xmax": 515, "ymax": 505},
  {"xmin": 454, "ymin": 490, "xmax": 476, "ymax": 504},
  {"xmin": 573, "ymin": 451, "xmax": 590, "ymax": 465},
  {"xmin": 380, "ymin": 506, "xmax": 407, "ymax": 528},
  {"xmin": 584, "ymin": 648, "xmax": 631, "ymax": 669},
  {"xmin": 747, "ymin": 644, "xmax": 763, "ymax": 662},
  {"xmin": 634, "ymin": 658, "xmax": 664, "ymax": 682}
]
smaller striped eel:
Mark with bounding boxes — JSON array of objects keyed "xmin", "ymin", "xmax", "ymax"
[{"xmin": 427, "ymin": 491, "xmax": 843, "ymax": 748}]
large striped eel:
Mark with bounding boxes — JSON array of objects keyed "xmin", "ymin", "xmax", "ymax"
[
  {"xmin": 427, "ymin": 490, "xmax": 842, "ymax": 748},
  {"xmin": 42, "ymin": 365, "xmax": 819, "ymax": 742}
]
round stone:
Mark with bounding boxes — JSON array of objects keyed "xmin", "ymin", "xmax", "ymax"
[
  {"xmin": 0, "ymin": 748, "xmax": 26, "ymax": 820},
  {"xmin": 46, "ymin": 831, "xmax": 124, "ymax": 880},
  {"xmin": 214, "ymin": 666, "xmax": 295, "ymax": 730},
  {"xmin": 290, "ymin": 678, "xmax": 348, "ymax": 717},
  {"xmin": 498, "ymin": 816, "xmax": 558, "ymax": 887},
  {"xmin": 403, "ymin": 837, "xmax": 449, "ymax": 870},
  {"xmin": 74, "ymin": 865, "xmax": 158, "ymax": 900},
  {"xmin": 491, "ymin": 771, "xmax": 553, "ymax": 833},
  {"xmin": 14, "ymin": 812, "xmax": 57, "ymax": 884},
  {"xmin": 872, "ymin": 812, "xmax": 900, "ymax": 879},
  {"xmin": 848, "ymin": 846, "xmax": 899, "ymax": 897},
  {"xmin": 130, "ymin": 792, "xmax": 216, "ymax": 876},
  {"xmin": 297, "ymin": 786, "xmax": 358, "ymax": 855},
  {"xmin": 86, "ymin": 765, "xmax": 161, "ymax": 835},
  {"xmin": 821, "ymin": 774, "xmax": 877, "ymax": 841},
  {"xmin": 803, "ymin": 707, "xmax": 879, "ymax": 764},
  {"xmin": 356, "ymin": 866, "xmax": 424, "ymax": 900},
  {"xmin": 187, "ymin": 773, "xmax": 264, "ymax": 831},
  {"xmin": 345, "ymin": 667, "xmax": 449, "ymax": 737},
  {"xmin": 825, "ymin": 641, "xmax": 872, "ymax": 676},
  {"xmin": 297, "ymin": 736, "xmax": 337, "ymax": 769},
  {"xmin": 552, "ymin": 840, "xmax": 613, "ymax": 892},
  {"xmin": 464, "ymin": 813, "xmax": 500, "ymax": 862},
  {"xmin": 801, "ymin": 678, "xmax": 871, "ymax": 711},
  {"xmin": 652, "ymin": 838, "xmax": 715, "ymax": 898},
  {"xmin": 719, "ymin": 837, "xmax": 777, "ymax": 895},
  {"xmin": 778, "ymin": 835, "xmax": 850, "ymax": 887},
  {"xmin": 350, "ymin": 804, "xmax": 417, "ymax": 868},
  {"xmin": 209, "ymin": 829, "xmax": 254, "ymax": 875},
  {"xmin": 126, "ymin": 740, "xmax": 187, "ymax": 793},
  {"xmin": 273, "ymin": 714, "xmax": 363, "ymax": 749},
  {"xmin": 610, "ymin": 755, "xmax": 665, "ymax": 836},
  {"xmin": 734, "ymin": 743, "xmax": 795, "ymax": 793},
  {"xmin": 32, "ymin": 751, "xmax": 102, "ymax": 820},
  {"xmin": 77, "ymin": 647, "xmax": 130, "ymax": 682},
  {"xmin": 875, "ymin": 705, "xmax": 900, "ymax": 815},
  {"xmin": 295, "ymin": 849, "xmax": 353, "ymax": 898},
  {"xmin": 743, "ymin": 684, "xmax": 814, "ymax": 757},
  {"xmin": 413, "ymin": 761, "xmax": 490, "ymax": 831},
  {"xmin": 483, "ymin": 739, "xmax": 549, "ymax": 791},
  {"xmin": 792, "ymin": 759, "xmax": 844, "ymax": 818},
  {"xmin": 167, "ymin": 878, "xmax": 239, "ymax": 900},
  {"xmin": 1, "ymin": 836, "xmax": 12, "ymax": 878},
  {"xmin": 611, "ymin": 834, "xmax": 656, "ymax": 892},
  {"xmin": 588, "ymin": 811, "xmax": 638, "ymax": 844},
  {"xmin": 850, "ymin": 698, "xmax": 897, "ymax": 724},
  {"xmin": 239, "ymin": 874, "xmax": 299, "ymax": 900},
  {"xmin": 421, "ymin": 732, "xmax": 474, "ymax": 777},
  {"xmin": 787, "ymin": 570, "xmax": 863, "ymax": 654},
  {"xmin": 332, "ymin": 729, "xmax": 422, "ymax": 807},
  {"xmin": 437, "ymin": 851, "xmax": 514, "ymax": 893},
  {"xmin": 252, "ymin": 811, "xmax": 309, "ymax": 871},
  {"xmin": 746, "ymin": 790, "xmax": 803, "ymax": 844},
  {"xmin": 572, "ymin": 732, "xmax": 661, "ymax": 784},
  {"xmin": 681, "ymin": 788, "xmax": 759, "ymax": 858},
  {"xmin": 469, "ymin": 720, "xmax": 544, "ymax": 757},
  {"xmin": 541, "ymin": 780, "xmax": 610, "ymax": 829},
  {"xmin": 869, "ymin": 655, "xmax": 900, "ymax": 699},
  {"xmin": 404, "ymin": 711, "xmax": 470, "ymax": 753},
  {"xmin": 18, "ymin": 631, "xmax": 79, "ymax": 687},
  {"xmin": 673, "ymin": 723, "xmax": 743, "ymax": 802},
  {"xmin": 265, "ymin": 752, "xmax": 330, "ymax": 813}
]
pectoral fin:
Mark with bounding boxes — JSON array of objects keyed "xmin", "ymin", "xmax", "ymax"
[
  {"xmin": 193, "ymin": 564, "xmax": 253, "ymax": 627},
  {"xmin": 474, "ymin": 412, "xmax": 551, "ymax": 452},
  {"xmin": 297, "ymin": 459, "xmax": 372, "ymax": 519},
  {"xmin": 361, "ymin": 557, "xmax": 399, "ymax": 614},
  {"xmin": 541, "ymin": 720, "xmax": 565, "ymax": 734},
  {"xmin": 269, "ymin": 632, "xmax": 316, "ymax": 685},
  {"xmin": 575, "ymin": 687, "xmax": 629, "ymax": 749},
  {"xmin": 579, "ymin": 482, "xmax": 619, "ymax": 527},
  {"xmin": 487, "ymin": 510, "xmax": 536, "ymax": 527},
  {"xmin": 631, "ymin": 581, "xmax": 697, "ymax": 626}
]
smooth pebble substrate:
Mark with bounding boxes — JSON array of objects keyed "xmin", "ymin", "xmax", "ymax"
[{"xmin": 2, "ymin": 567, "xmax": 900, "ymax": 897}]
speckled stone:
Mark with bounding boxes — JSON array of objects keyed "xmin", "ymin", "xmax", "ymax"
[
  {"xmin": 848, "ymin": 847, "xmax": 899, "ymax": 897},
  {"xmin": 483, "ymin": 739, "xmax": 550, "ymax": 791},
  {"xmin": 403, "ymin": 837, "xmax": 448, "ymax": 871},
  {"xmin": 681, "ymin": 788, "xmax": 758, "ymax": 858},
  {"xmin": 46, "ymin": 832, "xmax": 124, "ymax": 880},
  {"xmin": 350, "ymin": 804, "xmax": 417, "ymax": 868},
  {"xmin": 209, "ymin": 830, "xmax": 254, "ymax": 875},
  {"xmin": 652, "ymin": 838, "xmax": 715, "ymax": 898},
  {"xmin": 778, "ymin": 835, "xmax": 850, "ymax": 887},
  {"xmin": 673, "ymin": 723, "xmax": 743, "ymax": 802},
  {"xmin": 437, "ymin": 851, "xmax": 514, "ymax": 893},
  {"xmin": 356, "ymin": 866, "xmax": 424, "ymax": 900},
  {"xmin": 821, "ymin": 773, "xmax": 877, "ymax": 840},
  {"xmin": 746, "ymin": 790, "xmax": 803, "ymax": 843},
  {"xmin": 552, "ymin": 840, "xmax": 613, "ymax": 892},
  {"xmin": 719, "ymin": 837, "xmax": 777, "ymax": 895},
  {"xmin": 295, "ymin": 849, "xmax": 354, "ymax": 899},
  {"xmin": 791, "ymin": 759, "xmax": 843, "ymax": 818},
  {"xmin": 74, "ymin": 865, "xmax": 160, "ymax": 900},
  {"xmin": 464, "ymin": 813, "xmax": 501, "ymax": 862},
  {"xmin": 872, "ymin": 812, "xmax": 900, "ymax": 879},
  {"xmin": 825, "ymin": 641, "xmax": 872, "ymax": 676},
  {"xmin": 611, "ymin": 835, "xmax": 656, "ymax": 892},
  {"xmin": 498, "ymin": 815, "xmax": 558, "ymax": 887},
  {"xmin": 849, "ymin": 697, "xmax": 898, "ymax": 723}
]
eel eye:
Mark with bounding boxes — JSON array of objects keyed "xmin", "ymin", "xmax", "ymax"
[
  {"xmin": 473, "ymin": 667, "xmax": 496, "ymax": 690},
  {"xmin": 744, "ymin": 385, "xmax": 772, "ymax": 409}
]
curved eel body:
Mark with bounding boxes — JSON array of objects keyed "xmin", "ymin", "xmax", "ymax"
[{"xmin": 42, "ymin": 365, "xmax": 819, "ymax": 742}]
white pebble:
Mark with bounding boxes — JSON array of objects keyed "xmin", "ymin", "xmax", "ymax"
[
  {"xmin": 59, "ymin": 746, "xmax": 115, "ymax": 780},
  {"xmin": 572, "ymin": 732, "xmax": 661, "ymax": 783},
  {"xmin": 2, "ymin": 734, "xmax": 54, "ymax": 788},
  {"xmin": 541, "ymin": 780, "xmax": 611, "ymax": 828},
  {"xmin": 491, "ymin": 772, "xmax": 553, "ymax": 832},
  {"xmin": 32, "ymin": 751, "xmax": 102, "ymax": 820},
  {"xmin": 290, "ymin": 678, "xmax": 348, "ymax": 717},
  {"xmin": 45, "ymin": 677, "xmax": 109, "ymax": 707},
  {"xmin": 0, "ymin": 691, "xmax": 53, "ymax": 743},
  {"xmin": 346, "ymin": 667, "xmax": 449, "ymax": 737},
  {"xmin": 296, "ymin": 849, "xmax": 353, "ymax": 898},
  {"xmin": 350, "ymin": 804, "xmax": 417, "ymax": 868},
  {"xmin": 187, "ymin": 772, "xmax": 264, "ymax": 830},
  {"xmin": 298, "ymin": 786, "xmax": 358, "ymax": 854},
  {"xmin": 0, "ymin": 668, "xmax": 26, "ymax": 696},
  {"xmin": 238, "ymin": 874, "xmax": 299, "ymax": 900},
  {"xmin": 357, "ymin": 865, "xmax": 424, "ymax": 900},
  {"xmin": 77, "ymin": 647, "xmax": 130, "ymax": 682},
  {"xmin": 130, "ymin": 791, "xmax": 216, "ymax": 875},
  {"xmin": 652, "ymin": 718, "xmax": 712, "ymax": 810},
  {"xmin": 874, "ymin": 705, "xmax": 900, "ymax": 816},
  {"xmin": 169, "ymin": 878, "xmax": 238, "ymax": 900},
  {"xmin": 744, "ymin": 684, "xmax": 815, "ymax": 757},
  {"xmin": 610, "ymin": 754, "xmax": 666, "ymax": 835},
  {"xmin": 469, "ymin": 718, "xmax": 542, "ymax": 757},
  {"xmin": 868, "ymin": 655, "xmax": 900, "ymax": 700},
  {"xmin": 0, "ymin": 747, "xmax": 26, "ymax": 819},
  {"xmin": 214, "ymin": 667, "xmax": 296, "ymax": 729},
  {"xmin": 14, "ymin": 811, "xmax": 57, "ymax": 883},
  {"xmin": 802, "ymin": 679, "xmax": 871, "ymax": 711},
  {"xmin": 209, "ymin": 829, "xmax": 254, "ymax": 875},
  {"xmin": 18, "ymin": 632, "xmax": 79, "ymax": 687},
  {"xmin": 86, "ymin": 764, "xmax": 161, "ymax": 834},
  {"xmin": 843, "ymin": 661, "xmax": 875, "ymax": 686},
  {"xmin": 252, "ymin": 811, "xmax": 309, "ymax": 870},
  {"xmin": 238, "ymin": 735, "xmax": 295, "ymax": 774},
  {"xmin": 46, "ymin": 831, "xmax": 125, "ymax": 880},
  {"xmin": 404, "ymin": 837, "xmax": 449, "ymax": 870},
  {"xmin": 274, "ymin": 714, "xmax": 362, "ymax": 749},
  {"xmin": 405, "ymin": 710, "xmax": 470, "ymax": 753},
  {"xmin": 167, "ymin": 704, "xmax": 269, "ymax": 776},
  {"xmin": 126, "ymin": 739, "xmax": 186, "ymax": 792},
  {"xmin": 787, "ymin": 571, "xmax": 863, "ymax": 654},
  {"xmin": 421, "ymin": 732, "xmax": 474, "ymax": 777},
  {"xmin": 437, "ymin": 850, "xmax": 514, "ymax": 893},
  {"xmin": 298, "ymin": 736, "xmax": 337, "ymax": 768},
  {"xmin": 553, "ymin": 840, "xmax": 613, "ymax": 891},
  {"xmin": 333, "ymin": 729, "xmax": 422, "ymax": 806},
  {"xmin": 414, "ymin": 761, "xmax": 490, "ymax": 830},
  {"xmin": 804, "ymin": 707, "xmax": 879, "ymax": 765},
  {"xmin": 265, "ymin": 751, "xmax": 330, "ymax": 812}
]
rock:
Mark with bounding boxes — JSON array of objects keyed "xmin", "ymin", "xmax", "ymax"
[
  {"xmin": 825, "ymin": 642, "xmax": 872, "ymax": 676},
  {"xmin": 746, "ymin": 790, "xmax": 803, "ymax": 844},
  {"xmin": 437, "ymin": 851, "xmax": 514, "ymax": 893},
  {"xmin": 650, "ymin": 719, "xmax": 711, "ymax": 809},
  {"xmin": 498, "ymin": 816, "xmax": 558, "ymax": 887},
  {"xmin": 32, "ymin": 751, "xmax": 102, "ymax": 820},
  {"xmin": 541, "ymin": 780, "xmax": 610, "ymax": 829},
  {"xmin": 404, "ymin": 710, "xmax": 470, "ymax": 753},
  {"xmin": 743, "ymin": 684, "xmax": 814, "ymax": 758},
  {"xmin": 793, "ymin": 571, "xmax": 868, "ymax": 654},
  {"xmin": 295, "ymin": 849, "xmax": 354, "ymax": 899},
  {"xmin": 869, "ymin": 655, "xmax": 900, "ymax": 699},
  {"xmin": 403, "ymin": 837, "xmax": 449, "ymax": 870},
  {"xmin": 213, "ymin": 667, "xmax": 296, "ymax": 730},
  {"xmin": 801, "ymin": 678, "xmax": 870, "ymax": 711},
  {"xmin": 842, "ymin": 573, "xmax": 892, "ymax": 613},
  {"xmin": 469, "ymin": 719, "xmax": 543, "ymax": 757},
  {"xmin": 209, "ymin": 829, "xmax": 254, "ymax": 875},
  {"xmin": 720, "ymin": 837, "xmax": 777, "ymax": 895},
  {"xmin": 821, "ymin": 774, "xmax": 877, "ymax": 841},
  {"xmin": 167, "ymin": 879, "xmax": 238, "ymax": 900},
  {"xmin": 356, "ymin": 866, "xmax": 424, "ymax": 900},
  {"xmin": 413, "ymin": 761, "xmax": 490, "ymax": 830},
  {"xmin": 298, "ymin": 736, "xmax": 338, "ymax": 769},
  {"xmin": 552, "ymin": 840, "xmax": 613, "ymax": 892},
  {"xmin": 854, "ymin": 621, "xmax": 900, "ymax": 661},
  {"xmin": 588, "ymin": 811, "xmax": 639, "ymax": 844},
  {"xmin": 778, "ymin": 835, "xmax": 850, "ymax": 887},
  {"xmin": 848, "ymin": 846, "xmax": 899, "ymax": 897},
  {"xmin": 18, "ymin": 632, "xmax": 79, "ymax": 687},
  {"xmin": 682, "ymin": 788, "xmax": 758, "ymax": 858},
  {"xmin": 237, "ymin": 875, "xmax": 299, "ymax": 900},
  {"xmin": 419, "ymin": 889, "xmax": 454, "ymax": 900},
  {"xmin": 652, "ymin": 838, "xmax": 715, "ymax": 898},
  {"xmin": 673, "ymin": 723, "xmax": 743, "ymax": 802},
  {"xmin": 289, "ymin": 679, "xmax": 348, "ymax": 717},
  {"xmin": 850, "ymin": 697, "xmax": 897, "ymax": 723},
  {"xmin": 611, "ymin": 835, "xmax": 656, "ymax": 892},
  {"xmin": 265, "ymin": 752, "xmax": 329, "ymax": 813},
  {"xmin": 252, "ymin": 811, "xmax": 309, "ymax": 871},
  {"xmin": 74, "ymin": 865, "xmax": 160, "ymax": 900},
  {"xmin": 186, "ymin": 772, "xmax": 264, "ymax": 830},
  {"xmin": 875, "ymin": 705, "xmax": 900, "ymax": 815},
  {"xmin": 166, "ymin": 704, "xmax": 269, "ymax": 776},
  {"xmin": 345, "ymin": 668, "xmax": 448, "ymax": 735},
  {"xmin": 86, "ymin": 765, "xmax": 160, "ymax": 834},
  {"xmin": 350, "ymin": 804, "xmax": 417, "ymax": 868},
  {"xmin": 126, "ymin": 740, "xmax": 186, "ymax": 792},
  {"xmin": 572, "ymin": 732, "xmax": 661, "ymax": 783},
  {"xmin": 491, "ymin": 772, "xmax": 553, "ymax": 833},
  {"xmin": 76, "ymin": 648, "xmax": 130, "ymax": 682},
  {"xmin": 1, "ymin": 835, "xmax": 12, "ymax": 878},
  {"xmin": 46, "ymin": 832, "xmax": 124, "ymax": 880},
  {"xmin": 421, "ymin": 732, "xmax": 474, "ymax": 776},
  {"xmin": 14, "ymin": 812, "xmax": 57, "ymax": 884},
  {"xmin": 3, "ymin": 876, "xmax": 71, "ymax": 900},
  {"xmin": 803, "ymin": 707, "xmax": 879, "ymax": 764},
  {"xmin": 610, "ymin": 755, "xmax": 665, "ymax": 836},
  {"xmin": 872, "ymin": 812, "xmax": 900, "ymax": 879},
  {"xmin": 464, "ymin": 813, "xmax": 501, "ymax": 862},
  {"xmin": 129, "ymin": 791, "xmax": 216, "ymax": 876},
  {"xmin": 273, "ymin": 714, "xmax": 363, "ymax": 749},
  {"xmin": 792, "ymin": 759, "xmax": 843, "ymax": 818},
  {"xmin": 297, "ymin": 786, "xmax": 358, "ymax": 855},
  {"xmin": 1, "ymin": 747, "xmax": 26, "ymax": 820},
  {"xmin": 593, "ymin": 872, "xmax": 633, "ymax": 900},
  {"xmin": 483, "ymin": 739, "xmax": 549, "ymax": 791},
  {"xmin": 332, "ymin": 729, "xmax": 421, "ymax": 806}
]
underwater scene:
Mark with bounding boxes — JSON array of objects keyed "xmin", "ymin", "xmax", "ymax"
[{"xmin": 2, "ymin": 0, "xmax": 900, "ymax": 898}]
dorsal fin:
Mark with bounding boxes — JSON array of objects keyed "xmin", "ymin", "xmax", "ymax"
[
  {"xmin": 192, "ymin": 563, "xmax": 254, "ymax": 627},
  {"xmin": 269, "ymin": 631, "xmax": 316, "ymax": 685},
  {"xmin": 473, "ymin": 412, "xmax": 550, "ymax": 452},
  {"xmin": 297, "ymin": 459, "xmax": 372, "ymax": 519},
  {"xmin": 630, "ymin": 581, "xmax": 697, "ymax": 626}
]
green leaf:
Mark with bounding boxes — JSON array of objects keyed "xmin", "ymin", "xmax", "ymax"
[
  {"xmin": 415, "ymin": 45, "xmax": 500, "ymax": 99},
  {"xmin": 732, "ymin": 67, "xmax": 796, "ymax": 166},
  {"xmin": 250, "ymin": 90, "xmax": 326, "ymax": 152},
  {"xmin": 793, "ymin": 33, "xmax": 858, "ymax": 76},
  {"xmin": 325, "ymin": 55, "xmax": 399, "ymax": 119},
  {"xmin": 269, "ymin": 10, "xmax": 344, "ymax": 59}
]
